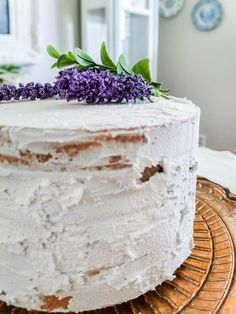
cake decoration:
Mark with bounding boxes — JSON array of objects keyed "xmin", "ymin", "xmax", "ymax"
[{"xmin": 0, "ymin": 42, "xmax": 168, "ymax": 104}]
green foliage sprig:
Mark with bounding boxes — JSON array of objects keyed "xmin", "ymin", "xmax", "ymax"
[
  {"xmin": 0, "ymin": 64, "xmax": 21, "ymax": 84},
  {"xmin": 47, "ymin": 42, "xmax": 169, "ymax": 98}
]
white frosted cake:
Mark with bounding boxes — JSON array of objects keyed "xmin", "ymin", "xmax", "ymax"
[{"xmin": 0, "ymin": 97, "xmax": 200, "ymax": 312}]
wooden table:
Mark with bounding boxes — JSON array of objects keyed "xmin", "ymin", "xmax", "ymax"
[{"xmin": 1, "ymin": 177, "xmax": 236, "ymax": 314}]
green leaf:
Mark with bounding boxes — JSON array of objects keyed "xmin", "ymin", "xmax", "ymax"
[
  {"xmin": 74, "ymin": 48, "xmax": 96, "ymax": 66},
  {"xmin": 47, "ymin": 45, "xmax": 60, "ymax": 59},
  {"xmin": 57, "ymin": 54, "xmax": 77, "ymax": 69},
  {"xmin": 100, "ymin": 42, "xmax": 116, "ymax": 69},
  {"xmin": 67, "ymin": 51, "xmax": 77, "ymax": 62},
  {"xmin": 0, "ymin": 64, "xmax": 21, "ymax": 74},
  {"xmin": 132, "ymin": 58, "xmax": 152, "ymax": 82},
  {"xmin": 160, "ymin": 88, "xmax": 169, "ymax": 93},
  {"xmin": 51, "ymin": 62, "xmax": 58, "ymax": 69},
  {"xmin": 56, "ymin": 52, "xmax": 80, "ymax": 69},
  {"xmin": 151, "ymin": 83, "xmax": 169, "ymax": 98},
  {"xmin": 153, "ymin": 89, "xmax": 162, "ymax": 97},
  {"xmin": 77, "ymin": 64, "xmax": 89, "ymax": 72},
  {"xmin": 151, "ymin": 81, "xmax": 162, "ymax": 89},
  {"xmin": 117, "ymin": 54, "xmax": 133, "ymax": 76}
]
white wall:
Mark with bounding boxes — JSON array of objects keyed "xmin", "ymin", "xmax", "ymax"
[
  {"xmin": 158, "ymin": 0, "xmax": 236, "ymax": 150},
  {"xmin": 24, "ymin": 0, "xmax": 80, "ymax": 84}
]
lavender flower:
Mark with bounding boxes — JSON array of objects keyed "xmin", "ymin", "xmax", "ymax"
[
  {"xmin": 0, "ymin": 82, "xmax": 57, "ymax": 102},
  {"xmin": 0, "ymin": 84, "xmax": 17, "ymax": 101},
  {"xmin": 0, "ymin": 68, "xmax": 152, "ymax": 104},
  {"xmin": 55, "ymin": 68, "xmax": 152, "ymax": 103},
  {"xmin": 14, "ymin": 82, "xmax": 57, "ymax": 100}
]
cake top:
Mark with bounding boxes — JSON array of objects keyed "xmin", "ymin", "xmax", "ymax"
[
  {"xmin": 0, "ymin": 42, "xmax": 200, "ymax": 131},
  {"xmin": 0, "ymin": 97, "xmax": 199, "ymax": 130}
]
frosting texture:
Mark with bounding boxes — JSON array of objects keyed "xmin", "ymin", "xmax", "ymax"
[{"xmin": 0, "ymin": 97, "xmax": 200, "ymax": 312}]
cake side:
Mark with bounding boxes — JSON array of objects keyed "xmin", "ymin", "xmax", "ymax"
[
  {"xmin": 0, "ymin": 97, "xmax": 199, "ymax": 172},
  {"xmin": 0, "ymin": 97, "xmax": 200, "ymax": 312}
]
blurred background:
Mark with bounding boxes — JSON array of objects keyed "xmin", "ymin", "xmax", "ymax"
[{"xmin": 0, "ymin": 0, "xmax": 235, "ymax": 151}]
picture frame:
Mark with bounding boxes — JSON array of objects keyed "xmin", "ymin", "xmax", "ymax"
[{"xmin": 0, "ymin": 0, "xmax": 41, "ymax": 65}]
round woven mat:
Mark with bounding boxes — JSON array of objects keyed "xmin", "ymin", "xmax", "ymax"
[{"xmin": 0, "ymin": 178, "xmax": 235, "ymax": 314}]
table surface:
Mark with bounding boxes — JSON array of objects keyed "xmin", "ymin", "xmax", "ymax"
[{"xmin": 198, "ymin": 147, "xmax": 236, "ymax": 194}]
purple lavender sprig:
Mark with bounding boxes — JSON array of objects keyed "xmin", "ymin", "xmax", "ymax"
[
  {"xmin": 0, "ymin": 82, "xmax": 57, "ymax": 102},
  {"xmin": 0, "ymin": 41, "xmax": 168, "ymax": 104},
  {"xmin": 47, "ymin": 42, "xmax": 169, "ymax": 98},
  {"xmin": 55, "ymin": 68, "xmax": 152, "ymax": 103},
  {"xmin": 0, "ymin": 68, "xmax": 152, "ymax": 104}
]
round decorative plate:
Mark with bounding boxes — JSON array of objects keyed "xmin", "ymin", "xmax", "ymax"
[
  {"xmin": 1, "ymin": 177, "xmax": 236, "ymax": 314},
  {"xmin": 192, "ymin": 0, "xmax": 223, "ymax": 31},
  {"xmin": 160, "ymin": 0, "xmax": 185, "ymax": 18}
]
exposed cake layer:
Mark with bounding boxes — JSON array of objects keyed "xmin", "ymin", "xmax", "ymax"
[{"xmin": 0, "ymin": 97, "xmax": 200, "ymax": 312}]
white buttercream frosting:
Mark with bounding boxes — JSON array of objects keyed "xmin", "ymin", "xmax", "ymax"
[{"xmin": 0, "ymin": 97, "xmax": 200, "ymax": 312}]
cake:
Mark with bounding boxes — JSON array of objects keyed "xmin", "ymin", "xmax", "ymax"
[{"xmin": 0, "ymin": 96, "xmax": 200, "ymax": 312}]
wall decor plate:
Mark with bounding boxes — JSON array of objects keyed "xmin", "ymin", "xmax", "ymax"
[
  {"xmin": 192, "ymin": 0, "xmax": 223, "ymax": 31},
  {"xmin": 159, "ymin": 0, "xmax": 184, "ymax": 18}
]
